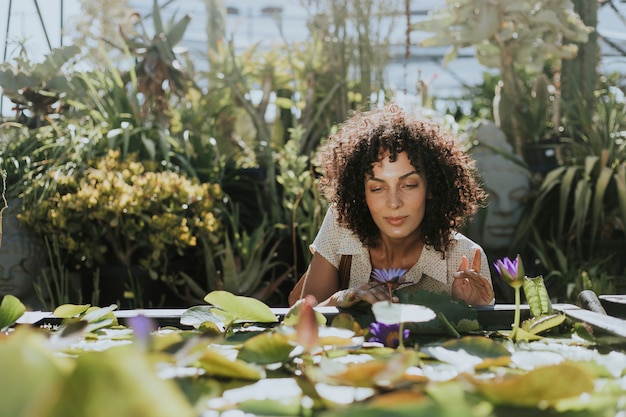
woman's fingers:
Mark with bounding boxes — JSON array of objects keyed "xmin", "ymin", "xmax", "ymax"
[
  {"xmin": 458, "ymin": 249, "xmax": 481, "ymax": 272},
  {"xmin": 453, "ymin": 267, "xmax": 494, "ymax": 305},
  {"xmin": 457, "ymin": 255, "xmax": 469, "ymax": 271},
  {"xmin": 471, "ymin": 248, "xmax": 481, "ymax": 271},
  {"xmin": 340, "ymin": 283, "xmax": 396, "ymax": 306}
]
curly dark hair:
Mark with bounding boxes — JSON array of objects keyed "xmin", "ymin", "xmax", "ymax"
[{"xmin": 319, "ymin": 104, "xmax": 486, "ymax": 254}]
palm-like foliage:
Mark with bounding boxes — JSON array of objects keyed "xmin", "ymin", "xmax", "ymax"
[
  {"xmin": 121, "ymin": 0, "xmax": 194, "ymax": 121},
  {"xmin": 512, "ymin": 85, "xmax": 626, "ymax": 299}
]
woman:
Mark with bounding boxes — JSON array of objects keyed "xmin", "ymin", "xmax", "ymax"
[{"xmin": 292, "ymin": 104, "xmax": 494, "ymax": 308}]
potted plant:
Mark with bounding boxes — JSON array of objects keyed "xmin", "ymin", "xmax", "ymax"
[
  {"xmin": 512, "ymin": 85, "xmax": 626, "ymax": 300},
  {"xmin": 17, "ymin": 150, "xmax": 224, "ymax": 308},
  {"xmin": 412, "ymin": 0, "xmax": 593, "ymax": 158}
]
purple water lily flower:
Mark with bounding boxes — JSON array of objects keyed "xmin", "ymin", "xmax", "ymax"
[
  {"xmin": 370, "ymin": 268, "xmax": 409, "ymax": 284},
  {"xmin": 371, "ymin": 268, "xmax": 410, "ymax": 300},
  {"xmin": 493, "ymin": 254, "xmax": 525, "ymax": 289},
  {"xmin": 127, "ymin": 314, "xmax": 155, "ymax": 349},
  {"xmin": 493, "ymin": 254, "xmax": 526, "ymax": 341},
  {"xmin": 368, "ymin": 321, "xmax": 410, "ymax": 348}
]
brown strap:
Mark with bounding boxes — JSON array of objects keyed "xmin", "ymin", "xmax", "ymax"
[
  {"xmin": 288, "ymin": 254, "xmax": 353, "ymax": 306},
  {"xmin": 338, "ymin": 254, "xmax": 352, "ymax": 290}
]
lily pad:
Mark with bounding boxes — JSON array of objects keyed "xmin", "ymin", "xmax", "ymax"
[
  {"xmin": 396, "ymin": 291, "xmax": 480, "ymax": 334},
  {"xmin": 468, "ymin": 362, "xmax": 595, "ymax": 407},
  {"xmin": 0, "ymin": 327, "xmax": 67, "ymax": 417},
  {"xmin": 237, "ymin": 332, "xmax": 296, "ymax": 365},
  {"xmin": 371, "ymin": 301, "xmax": 436, "ymax": 325},
  {"xmin": 196, "ymin": 347, "xmax": 265, "ymax": 380},
  {"xmin": 53, "ymin": 303, "xmax": 91, "ymax": 319},
  {"xmin": 282, "ymin": 302, "xmax": 327, "ymax": 326},
  {"xmin": 180, "ymin": 305, "xmax": 226, "ymax": 330},
  {"xmin": 521, "ymin": 313, "xmax": 567, "ymax": 335},
  {"xmin": 204, "ymin": 291, "xmax": 278, "ymax": 324},
  {"xmin": 47, "ymin": 345, "xmax": 196, "ymax": 417},
  {"xmin": 0, "ymin": 295, "xmax": 25, "ymax": 331},
  {"xmin": 439, "ymin": 336, "xmax": 511, "ymax": 358}
]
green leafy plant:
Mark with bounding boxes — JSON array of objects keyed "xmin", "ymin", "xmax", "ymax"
[
  {"xmin": 512, "ymin": 86, "xmax": 626, "ymax": 299},
  {"xmin": 120, "ymin": 0, "xmax": 194, "ymax": 121},
  {"xmin": 413, "ymin": 0, "xmax": 592, "ymax": 154},
  {"xmin": 0, "ymin": 45, "xmax": 80, "ymax": 127},
  {"xmin": 193, "ymin": 210, "xmax": 291, "ymax": 302},
  {"xmin": 18, "ymin": 150, "xmax": 224, "ymax": 306},
  {"xmin": 0, "ymin": 170, "xmax": 6, "ymax": 246},
  {"xmin": 276, "ymin": 130, "xmax": 326, "ymax": 274},
  {"xmin": 494, "ymin": 255, "xmax": 566, "ymax": 341}
]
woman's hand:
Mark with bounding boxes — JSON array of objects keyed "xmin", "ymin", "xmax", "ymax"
[
  {"xmin": 452, "ymin": 249, "xmax": 494, "ymax": 306},
  {"xmin": 332, "ymin": 282, "xmax": 398, "ymax": 308}
]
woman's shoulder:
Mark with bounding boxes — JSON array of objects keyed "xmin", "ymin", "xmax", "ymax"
[
  {"xmin": 448, "ymin": 231, "xmax": 486, "ymax": 254},
  {"xmin": 452, "ymin": 231, "xmax": 482, "ymax": 246},
  {"xmin": 312, "ymin": 206, "xmax": 364, "ymax": 257}
]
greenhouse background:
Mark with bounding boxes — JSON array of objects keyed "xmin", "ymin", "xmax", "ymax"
[{"xmin": 2, "ymin": 0, "xmax": 625, "ymax": 116}]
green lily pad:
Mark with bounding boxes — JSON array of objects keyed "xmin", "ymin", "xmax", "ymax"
[
  {"xmin": 180, "ymin": 305, "xmax": 226, "ymax": 330},
  {"xmin": 440, "ymin": 336, "xmax": 511, "ymax": 358},
  {"xmin": 47, "ymin": 345, "xmax": 196, "ymax": 417},
  {"xmin": 204, "ymin": 291, "xmax": 278, "ymax": 324},
  {"xmin": 396, "ymin": 291, "xmax": 480, "ymax": 334},
  {"xmin": 196, "ymin": 348, "xmax": 264, "ymax": 380},
  {"xmin": 237, "ymin": 332, "xmax": 296, "ymax": 365},
  {"xmin": 53, "ymin": 303, "xmax": 91, "ymax": 318},
  {"xmin": 0, "ymin": 295, "xmax": 25, "ymax": 331},
  {"xmin": 521, "ymin": 313, "xmax": 566, "ymax": 335},
  {"xmin": 0, "ymin": 327, "xmax": 67, "ymax": 417},
  {"xmin": 282, "ymin": 302, "xmax": 327, "ymax": 326}
]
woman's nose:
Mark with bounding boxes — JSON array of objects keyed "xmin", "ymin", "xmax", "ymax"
[{"xmin": 387, "ymin": 189, "xmax": 403, "ymax": 209}]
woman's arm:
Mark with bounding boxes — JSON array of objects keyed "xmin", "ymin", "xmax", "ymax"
[
  {"xmin": 300, "ymin": 252, "xmax": 340, "ymax": 305},
  {"xmin": 301, "ymin": 252, "xmax": 397, "ymax": 307}
]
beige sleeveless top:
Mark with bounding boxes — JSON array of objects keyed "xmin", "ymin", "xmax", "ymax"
[{"xmin": 310, "ymin": 206, "xmax": 493, "ymax": 295}]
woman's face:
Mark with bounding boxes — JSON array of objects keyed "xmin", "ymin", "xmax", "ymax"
[{"xmin": 365, "ymin": 151, "xmax": 428, "ymax": 241}]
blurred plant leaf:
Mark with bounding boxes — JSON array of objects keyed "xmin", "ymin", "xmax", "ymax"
[
  {"xmin": 47, "ymin": 345, "xmax": 196, "ymax": 417},
  {"xmin": 204, "ymin": 291, "xmax": 278, "ymax": 324},
  {"xmin": 0, "ymin": 295, "xmax": 25, "ymax": 331},
  {"xmin": 196, "ymin": 347, "xmax": 264, "ymax": 380},
  {"xmin": 468, "ymin": 362, "xmax": 594, "ymax": 407},
  {"xmin": 523, "ymin": 276, "xmax": 553, "ymax": 316},
  {"xmin": 237, "ymin": 332, "xmax": 295, "ymax": 365}
]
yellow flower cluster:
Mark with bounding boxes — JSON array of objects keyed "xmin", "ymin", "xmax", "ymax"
[{"xmin": 20, "ymin": 150, "xmax": 223, "ymax": 275}]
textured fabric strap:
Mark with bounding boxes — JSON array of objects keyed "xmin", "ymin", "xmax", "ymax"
[{"xmin": 338, "ymin": 254, "xmax": 353, "ymax": 290}]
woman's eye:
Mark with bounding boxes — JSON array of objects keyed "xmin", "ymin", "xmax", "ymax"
[
  {"xmin": 403, "ymin": 183, "xmax": 418, "ymax": 189},
  {"xmin": 370, "ymin": 187, "xmax": 383, "ymax": 193}
]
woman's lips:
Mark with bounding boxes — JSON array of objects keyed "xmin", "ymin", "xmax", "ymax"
[{"xmin": 385, "ymin": 216, "xmax": 407, "ymax": 226}]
